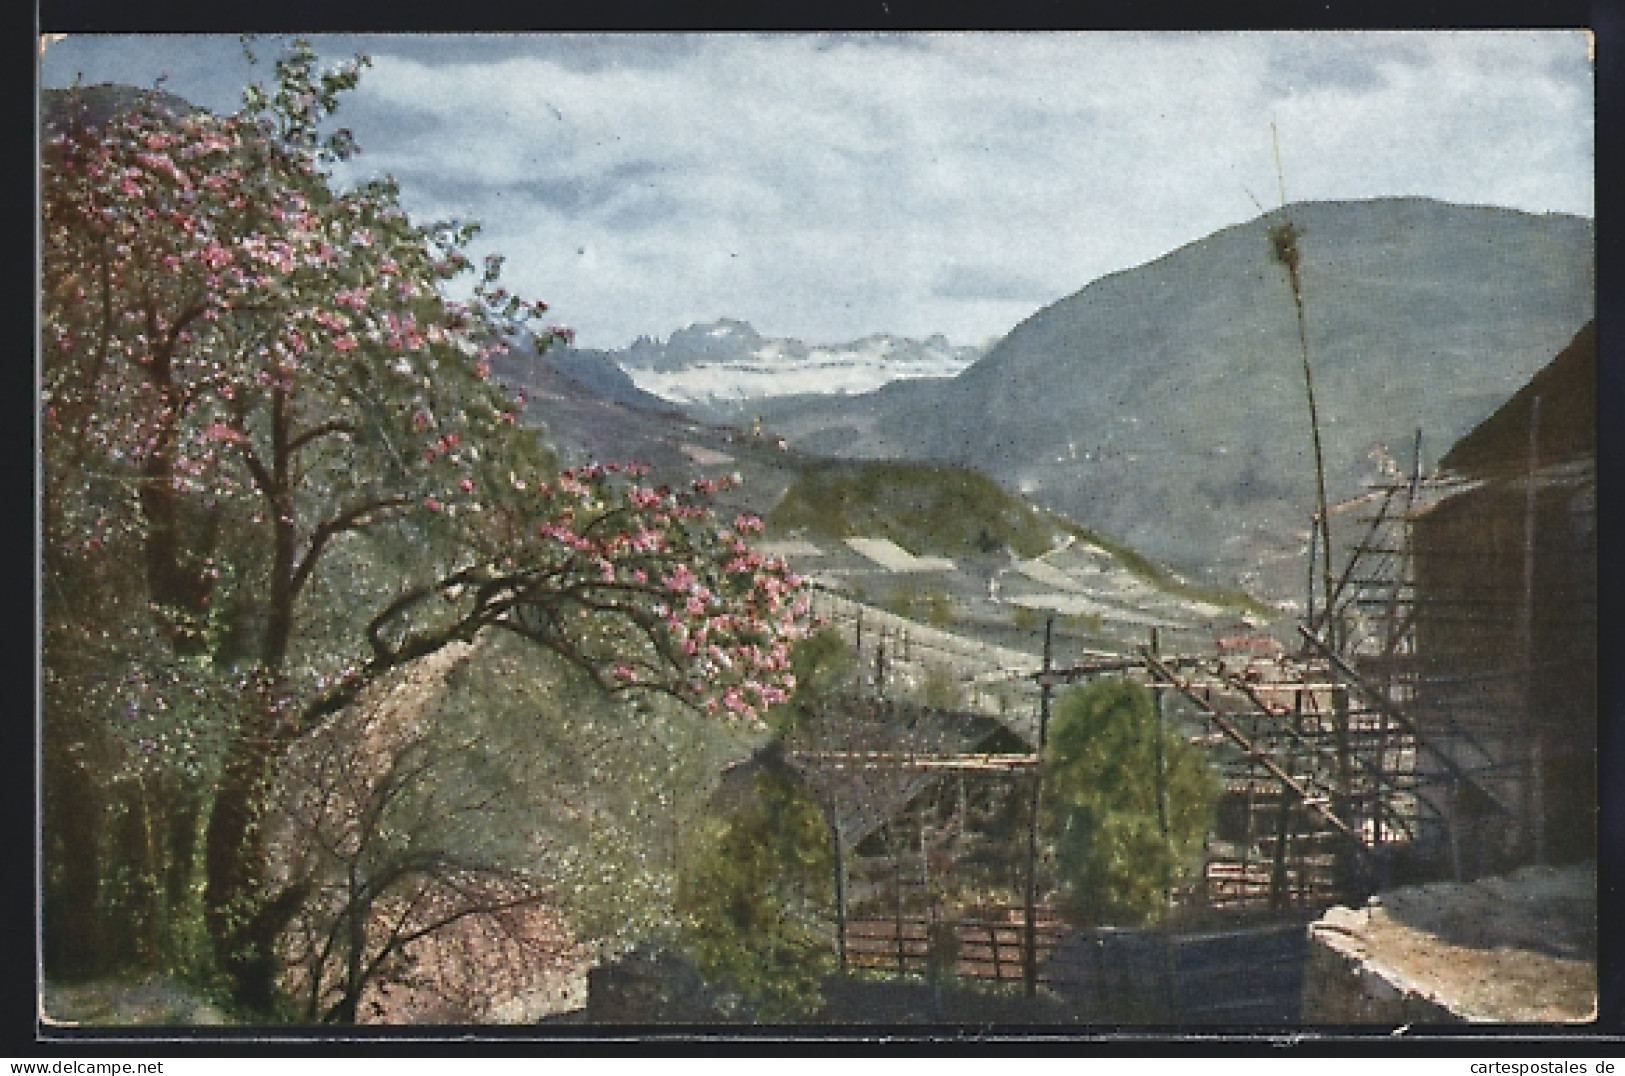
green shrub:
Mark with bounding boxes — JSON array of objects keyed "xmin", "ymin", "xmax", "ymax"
[
  {"xmin": 1042, "ymin": 679, "xmax": 1215, "ymax": 927},
  {"xmin": 676, "ymin": 763, "xmax": 836, "ymax": 1019},
  {"xmin": 920, "ymin": 665, "xmax": 966, "ymax": 711}
]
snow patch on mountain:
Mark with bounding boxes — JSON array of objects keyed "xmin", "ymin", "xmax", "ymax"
[{"xmin": 613, "ymin": 319, "xmax": 986, "ymax": 405}]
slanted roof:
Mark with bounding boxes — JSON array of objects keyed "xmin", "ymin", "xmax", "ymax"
[{"xmin": 1440, "ymin": 321, "xmax": 1595, "ymax": 479}]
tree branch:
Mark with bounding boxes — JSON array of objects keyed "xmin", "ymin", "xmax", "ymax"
[
  {"xmin": 288, "ymin": 418, "xmax": 357, "ymax": 456},
  {"xmin": 223, "ymin": 399, "xmax": 276, "ymax": 498},
  {"xmin": 291, "ymin": 493, "xmax": 411, "ymax": 601}
]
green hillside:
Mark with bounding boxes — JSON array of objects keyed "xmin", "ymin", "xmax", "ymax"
[
  {"xmin": 767, "ymin": 458, "xmax": 1264, "ymax": 614},
  {"xmin": 755, "ymin": 198, "xmax": 1595, "ymax": 599},
  {"xmin": 768, "ymin": 459, "xmax": 1057, "ymax": 559}
]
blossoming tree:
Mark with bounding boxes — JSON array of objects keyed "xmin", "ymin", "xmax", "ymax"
[{"xmin": 41, "ymin": 41, "xmax": 807, "ymax": 1014}]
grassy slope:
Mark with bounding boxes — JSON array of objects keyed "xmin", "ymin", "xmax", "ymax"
[
  {"xmin": 768, "ymin": 457, "xmax": 1266, "ymax": 614},
  {"xmin": 769, "ymin": 458, "xmax": 1055, "ymax": 559}
]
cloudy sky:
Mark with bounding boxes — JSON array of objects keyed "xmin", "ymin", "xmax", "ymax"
[{"xmin": 40, "ymin": 31, "xmax": 1593, "ymax": 350}]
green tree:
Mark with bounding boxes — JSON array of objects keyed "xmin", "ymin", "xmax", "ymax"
[
  {"xmin": 1041, "ymin": 679, "xmax": 1215, "ymax": 927},
  {"xmin": 676, "ymin": 759, "xmax": 835, "ymax": 1019},
  {"xmin": 762, "ymin": 626, "xmax": 856, "ymax": 738}
]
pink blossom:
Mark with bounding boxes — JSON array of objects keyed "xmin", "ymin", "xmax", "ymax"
[
  {"xmin": 663, "ymin": 563, "xmax": 697, "ymax": 594},
  {"xmin": 201, "ymin": 422, "xmax": 247, "ymax": 444}
]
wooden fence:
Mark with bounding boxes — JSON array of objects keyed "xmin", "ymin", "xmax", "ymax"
[
  {"xmin": 841, "ymin": 912, "xmax": 1313, "ymax": 1022},
  {"xmin": 843, "ymin": 910, "xmax": 1067, "ymax": 982}
]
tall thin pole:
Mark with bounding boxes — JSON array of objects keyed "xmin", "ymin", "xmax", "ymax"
[
  {"xmin": 830, "ymin": 794, "xmax": 847, "ymax": 975},
  {"xmin": 1272, "ymin": 122, "xmax": 1289, "ymax": 209},
  {"xmin": 1307, "ymin": 514, "xmax": 1319, "ymax": 630},
  {"xmin": 892, "ymin": 836, "xmax": 905, "ymax": 977},
  {"xmin": 1299, "ymin": 298, "xmax": 1336, "ymax": 639},
  {"xmin": 1270, "ymin": 125, "xmax": 1335, "ymax": 636},
  {"xmin": 1150, "ymin": 628, "xmax": 1173, "ymax": 914},
  {"xmin": 1523, "ymin": 395, "xmax": 1544, "ymax": 864},
  {"xmin": 1024, "ymin": 615, "xmax": 1054, "ymax": 996}
]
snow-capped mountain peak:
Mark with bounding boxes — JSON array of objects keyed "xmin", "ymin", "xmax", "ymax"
[{"xmin": 614, "ymin": 319, "xmax": 986, "ymax": 405}]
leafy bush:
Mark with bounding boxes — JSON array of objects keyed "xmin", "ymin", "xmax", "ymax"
[
  {"xmin": 1042, "ymin": 679, "xmax": 1215, "ymax": 927},
  {"xmin": 920, "ymin": 665, "xmax": 966, "ymax": 711},
  {"xmin": 676, "ymin": 761, "xmax": 836, "ymax": 1020}
]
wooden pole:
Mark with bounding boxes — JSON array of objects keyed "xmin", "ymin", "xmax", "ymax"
[
  {"xmin": 1269, "ymin": 690, "xmax": 1301, "ymax": 910},
  {"xmin": 874, "ymin": 631, "xmax": 887, "ymax": 700},
  {"xmin": 893, "ymin": 831, "xmax": 905, "ymax": 977},
  {"xmin": 830, "ymin": 795, "xmax": 848, "ymax": 975},
  {"xmin": 1150, "ymin": 628, "xmax": 1171, "ymax": 911},
  {"xmin": 1024, "ymin": 615, "xmax": 1055, "ymax": 996},
  {"xmin": 1523, "ymin": 395, "xmax": 1545, "ymax": 865},
  {"xmin": 1266, "ymin": 128, "xmax": 1334, "ymax": 633},
  {"xmin": 1333, "ymin": 681, "xmax": 1354, "ymax": 889},
  {"xmin": 1306, "ymin": 514, "xmax": 1320, "ymax": 635}
]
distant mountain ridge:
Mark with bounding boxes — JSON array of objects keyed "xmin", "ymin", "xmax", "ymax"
[
  {"xmin": 750, "ymin": 198, "xmax": 1595, "ymax": 601},
  {"xmin": 527, "ymin": 342, "xmax": 682, "ymax": 415},
  {"xmin": 40, "ymin": 83, "xmax": 201, "ymax": 137},
  {"xmin": 607, "ymin": 318, "xmax": 985, "ymax": 408}
]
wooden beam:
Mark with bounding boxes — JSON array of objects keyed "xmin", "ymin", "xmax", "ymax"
[
  {"xmin": 1296, "ymin": 625, "xmax": 1513, "ymax": 818},
  {"xmin": 1140, "ymin": 649, "xmax": 1369, "ymax": 853},
  {"xmin": 790, "ymin": 751, "xmax": 1038, "ymax": 773}
]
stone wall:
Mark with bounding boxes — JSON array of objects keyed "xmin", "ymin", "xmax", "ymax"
[{"xmin": 1301, "ymin": 863, "xmax": 1596, "ymax": 1024}]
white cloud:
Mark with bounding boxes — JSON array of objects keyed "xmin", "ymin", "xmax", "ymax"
[{"xmin": 44, "ymin": 30, "xmax": 1592, "ymax": 349}]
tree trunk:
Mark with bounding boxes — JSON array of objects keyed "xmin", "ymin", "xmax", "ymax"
[
  {"xmin": 136, "ymin": 356, "xmax": 215, "ymax": 653},
  {"xmin": 334, "ymin": 867, "xmax": 367, "ymax": 1024},
  {"xmin": 109, "ymin": 781, "xmax": 159, "ymax": 968},
  {"xmin": 205, "ymin": 384, "xmax": 304, "ymax": 1012},
  {"xmin": 202, "ymin": 690, "xmax": 303, "ymax": 1015},
  {"xmin": 163, "ymin": 778, "xmax": 202, "ymax": 960}
]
